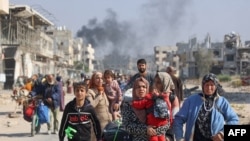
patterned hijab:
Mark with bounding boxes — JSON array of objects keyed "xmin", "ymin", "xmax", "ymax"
[
  {"xmin": 132, "ymin": 77, "xmax": 149, "ymax": 123},
  {"xmin": 196, "ymin": 73, "xmax": 221, "ymax": 139},
  {"xmin": 201, "ymin": 73, "xmax": 221, "ymax": 97}
]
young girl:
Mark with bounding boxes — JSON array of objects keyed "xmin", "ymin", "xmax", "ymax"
[
  {"xmin": 58, "ymin": 82, "xmax": 102, "ymax": 141},
  {"xmin": 103, "ymin": 70, "xmax": 122, "ymax": 120}
]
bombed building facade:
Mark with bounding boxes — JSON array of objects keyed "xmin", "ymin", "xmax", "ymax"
[
  {"xmin": 1, "ymin": 1, "xmax": 250, "ymax": 89},
  {"xmin": 154, "ymin": 32, "xmax": 250, "ymax": 78},
  {"xmin": 0, "ymin": 3, "xmax": 96, "ymax": 89}
]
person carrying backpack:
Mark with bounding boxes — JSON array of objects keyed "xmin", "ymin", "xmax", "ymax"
[{"xmin": 153, "ymin": 72, "xmax": 180, "ymax": 141}]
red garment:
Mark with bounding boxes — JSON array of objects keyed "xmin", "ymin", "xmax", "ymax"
[{"xmin": 132, "ymin": 93, "xmax": 172, "ymax": 141}]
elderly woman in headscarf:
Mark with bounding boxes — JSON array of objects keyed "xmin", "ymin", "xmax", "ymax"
[
  {"xmin": 121, "ymin": 76, "xmax": 169, "ymax": 141},
  {"xmin": 173, "ymin": 73, "xmax": 239, "ymax": 141}
]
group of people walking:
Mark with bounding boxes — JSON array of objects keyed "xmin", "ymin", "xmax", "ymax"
[
  {"xmin": 19, "ymin": 73, "xmax": 65, "ymax": 136},
  {"xmin": 59, "ymin": 70, "xmax": 123, "ymax": 141},
  {"xmin": 19, "ymin": 58, "xmax": 239, "ymax": 141},
  {"xmin": 120, "ymin": 59, "xmax": 239, "ymax": 141},
  {"xmin": 59, "ymin": 59, "xmax": 239, "ymax": 141}
]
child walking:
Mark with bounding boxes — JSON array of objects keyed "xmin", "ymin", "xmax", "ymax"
[{"xmin": 59, "ymin": 82, "xmax": 102, "ymax": 141}]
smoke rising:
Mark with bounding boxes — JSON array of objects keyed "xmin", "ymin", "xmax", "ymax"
[
  {"xmin": 76, "ymin": 0, "xmax": 192, "ymax": 67},
  {"xmin": 77, "ymin": 9, "xmax": 138, "ymax": 59},
  {"xmin": 139, "ymin": 0, "xmax": 192, "ymax": 47}
]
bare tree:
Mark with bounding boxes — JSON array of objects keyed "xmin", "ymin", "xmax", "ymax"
[{"xmin": 194, "ymin": 47, "xmax": 214, "ymax": 79}]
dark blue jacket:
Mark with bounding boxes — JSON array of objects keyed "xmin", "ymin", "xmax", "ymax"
[{"xmin": 43, "ymin": 81, "xmax": 60, "ymax": 109}]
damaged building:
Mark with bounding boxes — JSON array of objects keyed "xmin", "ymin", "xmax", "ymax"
[
  {"xmin": 155, "ymin": 32, "xmax": 250, "ymax": 79},
  {"xmin": 0, "ymin": 3, "xmax": 96, "ymax": 89}
]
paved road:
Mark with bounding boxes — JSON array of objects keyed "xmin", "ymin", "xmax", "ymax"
[
  {"xmin": 0, "ymin": 90, "xmax": 75, "ymax": 141},
  {"xmin": 1, "ymin": 83, "xmax": 249, "ymax": 140}
]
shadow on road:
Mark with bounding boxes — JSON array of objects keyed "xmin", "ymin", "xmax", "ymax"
[
  {"xmin": 0, "ymin": 111, "xmax": 10, "ymax": 116},
  {"xmin": 222, "ymin": 92, "xmax": 250, "ymax": 104},
  {"xmin": 0, "ymin": 132, "xmax": 31, "ymax": 137}
]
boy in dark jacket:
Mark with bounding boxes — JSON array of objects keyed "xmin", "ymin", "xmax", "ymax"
[{"xmin": 59, "ymin": 82, "xmax": 102, "ymax": 141}]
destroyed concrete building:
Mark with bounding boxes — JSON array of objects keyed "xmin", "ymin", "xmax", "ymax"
[
  {"xmin": 154, "ymin": 46, "xmax": 179, "ymax": 72},
  {"xmin": 0, "ymin": 3, "xmax": 96, "ymax": 89},
  {"xmin": 155, "ymin": 32, "xmax": 250, "ymax": 79},
  {"xmin": 1, "ymin": 2, "xmax": 250, "ymax": 90}
]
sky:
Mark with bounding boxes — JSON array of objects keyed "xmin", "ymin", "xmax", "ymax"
[{"xmin": 9, "ymin": 0, "xmax": 250, "ymax": 58}]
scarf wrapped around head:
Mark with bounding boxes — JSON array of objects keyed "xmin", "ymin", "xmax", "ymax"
[
  {"xmin": 156, "ymin": 72, "xmax": 175, "ymax": 93},
  {"xmin": 132, "ymin": 77, "xmax": 149, "ymax": 123},
  {"xmin": 201, "ymin": 73, "xmax": 222, "ymax": 97}
]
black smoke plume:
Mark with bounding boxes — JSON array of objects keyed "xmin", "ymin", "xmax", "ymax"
[
  {"xmin": 77, "ymin": 9, "xmax": 138, "ymax": 59},
  {"xmin": 76, "ymin": 0, "xmax": 192, "ymax": 70}
]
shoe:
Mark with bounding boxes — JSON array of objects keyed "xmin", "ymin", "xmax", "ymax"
[
  {"xmin": 35, "ymin": 126, "xmax": 40, "ymax": 134},
  {"xmin": 52, "ymin": 131, "xmax": 58, "ymax": 134},
  {"xmin": 47, "ymin": 130, "xmax": 51, "ymax": 135}
]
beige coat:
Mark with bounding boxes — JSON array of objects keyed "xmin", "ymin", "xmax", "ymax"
[{"xmin": 87, "ymin": 88, "xmax": 112, "ymax": 131}]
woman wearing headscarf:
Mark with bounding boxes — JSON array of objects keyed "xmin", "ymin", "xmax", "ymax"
[
  {"xmin": 121, "ymin": 76, "xmax": 169, "ymax": 141},
  {"xmin": 154, "ymin": 72, "xmax": 180, "ymax": 120},
  {"xmin": 132, "ymin": 72, "xmax": 179, "ymax": 141},
  {"xmin": 173, "ymin": 73, "xmax": 239, "ymax": 141},
  {"xmin": 153, "ymin": 72, "xmax": 180, "ymax": 141}
]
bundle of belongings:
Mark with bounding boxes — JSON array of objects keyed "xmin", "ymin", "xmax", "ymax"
[{"xmin": 102, "ymin": 120, "xmax": 132, "ymax": 141}]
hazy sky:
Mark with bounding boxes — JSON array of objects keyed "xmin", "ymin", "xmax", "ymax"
[{"xmin": 9, "ymin": 0, "xmax": 250, "ymax": 57}]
